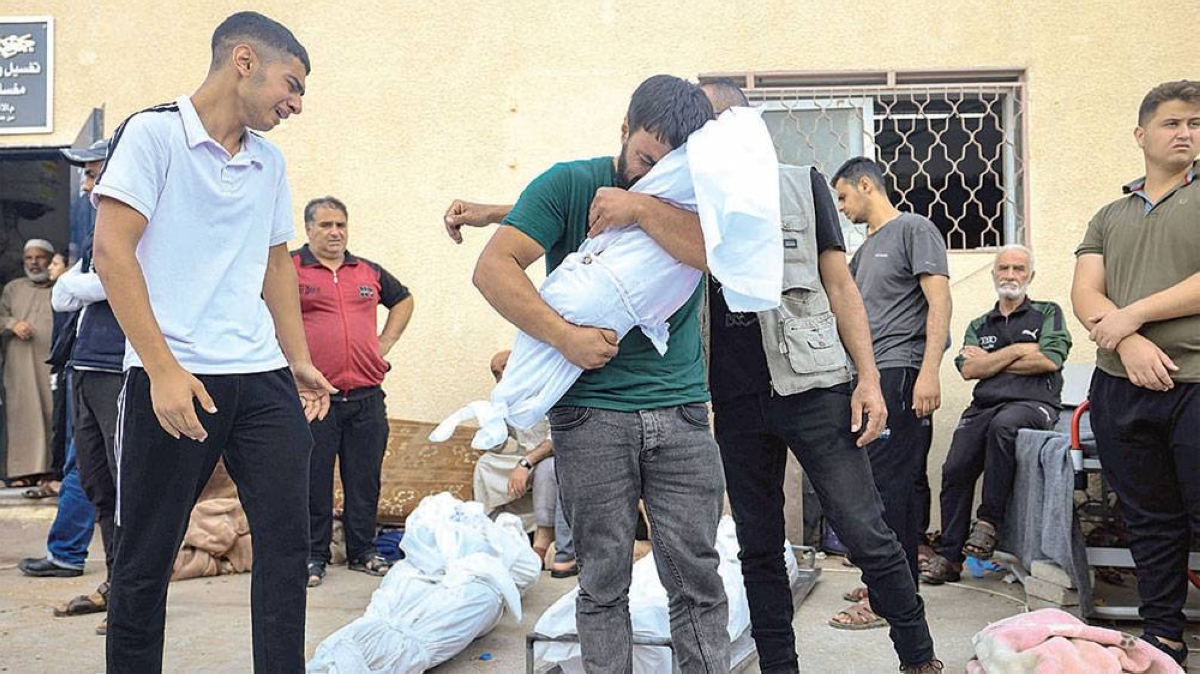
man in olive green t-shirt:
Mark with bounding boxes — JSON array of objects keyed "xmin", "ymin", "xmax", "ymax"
[
  {"xmin": 1070, "ymin": 79, "xmax": 1200, "ymax": 667},
  {"xmin": 471, "ymin": 75, "xmax": 729, "ymax": 674}
]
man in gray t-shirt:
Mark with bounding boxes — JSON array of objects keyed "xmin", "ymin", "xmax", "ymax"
[
  {"xmin": 831, "ymin": 158, "xmax": 952, "ymax": 619},
  {"xmin": 851, "ymin": 212, "xmax": 952, "ymax": 369}
]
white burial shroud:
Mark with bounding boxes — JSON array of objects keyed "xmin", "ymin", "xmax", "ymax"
[{"xmin": 430, "ymin": 107, "xmax": 782, "ymax": 449}]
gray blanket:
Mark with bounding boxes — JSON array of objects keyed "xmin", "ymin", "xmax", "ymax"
[{"xmin": 1000, "ymin": 429, "xmax": 1093, "ymax": 612}]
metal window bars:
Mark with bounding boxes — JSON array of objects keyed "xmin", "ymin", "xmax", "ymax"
[{"xmin": 702, "ymin": 72, "xmax": 1028, "ymax": 251}]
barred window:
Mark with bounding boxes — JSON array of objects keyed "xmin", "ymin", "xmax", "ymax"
[{"xmin": 701, "ymin": 71, "xmax": 1027, "ymax": 251}]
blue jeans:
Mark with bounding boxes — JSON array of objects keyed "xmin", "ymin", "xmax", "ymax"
[
  {"xmin": 48, "ymin": 377, "xmax": 97, "ymax": 568},
  {"xmin": 714, "ymin": 385, "xmax": 935, "ymax": 671},
  {"xmin": 549, "ymin": 404, "xmax": 730, "ymax": 674}
]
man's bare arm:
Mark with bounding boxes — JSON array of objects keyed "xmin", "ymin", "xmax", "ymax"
[
  {"xmin": 1071, "ymin": 254, "xmax": 1118, "ymax": 329},
  {"xmin": 379, "ymin": 295, "xmax": 414, "ymax": 356},
  {"xmin": 588, "ymin": 188, "xmax": 708, "ymax": 271},
  {"xmin": 914, "ymin": 273, "xmax": 952, "ymax": 416},
  {"xmin": 444, "ymin": 200, "xmax": 512, "ymax": 244},
  {"xmin": 819, "ymin": 249, "xmax": 887, "ymax": 445},
  {"xmin": 263, "ymin": 244, "xmax": 336, "ymax": 420},
  {"xmin": 473, "ymin": 226, "xmax": 617, "ymax": 370},
  {"xmin": 94, "ymin": 197, "xmax": 216, "ymax": 441}
]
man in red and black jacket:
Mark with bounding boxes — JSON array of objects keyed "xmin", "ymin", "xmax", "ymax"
[{"xmin": 292, "ymin": 196, "xmax": 413, "ymax": 586}]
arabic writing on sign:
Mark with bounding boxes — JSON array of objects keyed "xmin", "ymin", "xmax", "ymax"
[
  {"xmin": 0, "ymin": 33, "xmax": 36, "ymax": 59},
  {"xmin": 0, "ymin": 102, "xmax": 13, "ymax": 113},
  {"xmin": 0, "ymin": 83, "xmax": 26, "ymax": 95},
  {"xmin": 2, "ymin": 62, "xmax": 41, "ymax": 77}
]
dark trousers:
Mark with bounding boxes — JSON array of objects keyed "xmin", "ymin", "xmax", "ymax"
[
  {"xmin": 73, "ymin": 369, "xmax": 122, "ymax": 580},
  {"xmin": 937, "ymin": 400, "xmax": 1056, "ymax": 565},
  {"xmin": 863, "ymin": 367, "xmax": 932, "ymax": 584},
  {"xmin": 715, "ymin": 386, "xmax": 935, "ymax": 671},
  {"xmin": 1090, "ymin": 370, "xmax": 1200, "ymax": 641},
  {"xmin": 308, "ymin": 392, "xmax": 389, "ymax": 565},
  {"xmin": 107, "ymin": 367, "xmax": 312, "ymax": 674},
  {"xmin": 51, "ymin": 370, "xmax": 68, "ymax": 478}
]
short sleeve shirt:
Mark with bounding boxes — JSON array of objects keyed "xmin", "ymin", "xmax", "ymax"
[
  {"xmin": 849, "ymin": 212, "xmax": 950, "ymax": 369},
  {"xmin": 1075, "ymin": 163, "xmax": 1200, "ymax": 381},
  {"xmin": 502, "ymin": 157, "xmax": 708, "ymax": 411},
  {"xmin": 709, "ymin": 167, "xmax": 845, "ymax": 402},
  {"xmin": 92, "ymin": 96, "xmax": 295, "ymax": 374}
]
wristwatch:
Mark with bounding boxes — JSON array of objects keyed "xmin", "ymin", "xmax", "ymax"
[{"xmin": 518, "ymin": 458, "xmax": 534, "ymax": 470}]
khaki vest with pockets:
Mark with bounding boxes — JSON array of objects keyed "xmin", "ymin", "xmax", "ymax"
[{"xmin": 756, "ymin": 164, "xmax": 853, "ymax": 396}]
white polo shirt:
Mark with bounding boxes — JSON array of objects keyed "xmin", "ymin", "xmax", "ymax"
[{"xmin": 92, "ymin": 96, "xmax": 294, "ymax": 374}]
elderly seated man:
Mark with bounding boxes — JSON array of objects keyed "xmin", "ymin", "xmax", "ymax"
[
  {"xmin": 922, "ymin": 245, "xmax": 1072, "ymax": 584},
  {"xmin": 472, "ymin": 350, "xmax": 577, "ymax": 577}
]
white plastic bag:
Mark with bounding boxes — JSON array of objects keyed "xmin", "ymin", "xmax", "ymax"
[{"xmin": 307, "ymin": 493, "xmax": 541, "ymax": 674}]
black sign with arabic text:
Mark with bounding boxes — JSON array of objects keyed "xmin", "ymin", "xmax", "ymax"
[{"xmin": 0, "ymin": 17, "xmax": 53, "ymax": 134}]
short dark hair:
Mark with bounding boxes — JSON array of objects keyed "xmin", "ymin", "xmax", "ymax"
[
  {"xmin": 627, "ymin": 75, "xmax": 714, "ymax": 149},
  {"xmin": 304, "ymin": 196, "xmax": 348, "ymax": 224},
  {"xmin": 210, "ymin": 11, "xmax": 311, "ymax": 75},
  {"xmin": 1138, "ymin": 80, "xmax": 1200, "ymax": 125},
  {"xmin": 701, "ymin": 79, "xmax": 750, "ymax": 115},
  {"xmin": 830, "ymin": 156, "xmax": 886, "ymax": 190}
]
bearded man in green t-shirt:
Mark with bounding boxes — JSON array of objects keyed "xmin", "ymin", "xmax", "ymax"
[{"xmin": 469, "ymin": 75, "xmax": 728, "ymax": 674}]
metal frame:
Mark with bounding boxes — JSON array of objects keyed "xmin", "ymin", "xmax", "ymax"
[
  {"xmin": 707, "ymin": 69, "xmax": 1030, "ymax": 252},
  {"xmin": 525, "ymin": 546, "xmax": 822, "ymax": 674}
]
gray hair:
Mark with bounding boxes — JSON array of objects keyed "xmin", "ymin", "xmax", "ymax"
[{"xmin": 993, "ymin": 244, "xmax": 1034, "ymax": 273}]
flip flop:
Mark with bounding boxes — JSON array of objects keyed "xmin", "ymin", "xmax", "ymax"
[{"xmin": 22, "ymin": 484, "xmax": 58, "ymax": 499}]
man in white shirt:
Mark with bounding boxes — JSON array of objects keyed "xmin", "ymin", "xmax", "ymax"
[{"xmin": 92, "ymin": 12, "xmax": 333, "ymax": 673}]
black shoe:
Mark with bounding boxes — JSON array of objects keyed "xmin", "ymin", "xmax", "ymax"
[
  {"xmin": 550, "ymin": 562, "xmax": 580, "ymax": 579},
  {"xmin": 307, "ymin": 561, "xmax": 326, "ymax": 588},
  {"xmin": 1141, "ymin": 634, "xmax": 1188, "ymax": 665},
  {"xmin": 18, "ymin": 556, "xmax": 83, "ymax": 578},
  {"xmin": 347, "ymin": 553, "xmax": 391, "ymax": 577}
]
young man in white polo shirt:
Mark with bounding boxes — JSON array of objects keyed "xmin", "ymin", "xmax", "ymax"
[{"xmin": 92, "ymin": 12, "xmax": 333, "ymax": 673}]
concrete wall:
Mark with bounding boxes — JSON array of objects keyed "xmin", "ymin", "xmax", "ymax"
[{"xmin": 6, "ymin": 1, "xmax": 1196, "ymax": 527}]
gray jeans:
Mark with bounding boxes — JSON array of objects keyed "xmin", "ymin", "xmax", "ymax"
[{"xmin": 549, "ymin": 404, "xmax": 730, "ymax": 674}]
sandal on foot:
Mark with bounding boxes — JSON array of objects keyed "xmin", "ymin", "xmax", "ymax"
[
  {"xmin": 348, "ymin": 553, "xmax": 391, "ymax": 577},
  {"xmin": 532, "ymin": 545, "xmax": 549, "ymax": 569},
  {"xmin": 307, "ymin": 562, "xmax": 326, "ymax": 588},
  {"xmin": 53, "ymin": 585, "xmax": 109, "ymax": 617},
  {"xmin": 829, "ymin": 600, "xmax": 888, "ymax": 631},
  {"xmin": 22, "ymin": 483, "xmax": 59, "ymax": 499},
  {"xmin": 842, "ymin": 586, "xmax": 869, "ymax": 603},
  {"xmin": 962, "ymin": 520, "xmax": 998, "ymax": 560},
  {"xmin": 920, "ymin": 555, "xmax": 962, "ymax": 585},
  {"xmin": 918, "ymin": 544, "xmax": 937, "ymax": 572}
]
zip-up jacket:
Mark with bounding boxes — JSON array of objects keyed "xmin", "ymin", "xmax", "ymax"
[
  {"xmin": 956, "ymin": 298, "xmax": 1072, "ymax": 408},
  {"xmin": 292, "ymin": 245, "xmax": 410, "ymax": 396},
  {"xmin": 57, "ymin": 233, "xmax": 126, "ymax": 374}
]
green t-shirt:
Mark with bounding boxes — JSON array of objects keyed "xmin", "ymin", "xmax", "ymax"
[{"xmin": 502, "ymin": 156, "xmax": 709, "ymax": 411}]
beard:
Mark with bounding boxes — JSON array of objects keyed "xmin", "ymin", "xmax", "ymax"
[
  {"xmin": 26, "ymin": 268, "xmax": 50, "ymax": 283},
  {"xmin": 615, "ymin": 144, "xmax": 633, "ymax": 189},
  {"xmin": 995, "ymin": 282, "xmax": 1027, "ymax": 301}
]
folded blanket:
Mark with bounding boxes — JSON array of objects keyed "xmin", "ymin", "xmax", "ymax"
[{"xmin": 967, "ymin": 608, "xmax": 1182, "ymax": 673}]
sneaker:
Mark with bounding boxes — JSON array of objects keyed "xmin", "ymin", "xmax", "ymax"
[
  {"xmin": 95, "ymin": 617, "xmax": 107, "ymax": 636},
  {"xmin": 18, "ymin": 556, "xmax": 83, "ymax": 578}
]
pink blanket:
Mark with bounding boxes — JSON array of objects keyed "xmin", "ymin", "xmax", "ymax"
[{"xmin": 967, "ymin": 608, "xmax": 1182, "ymax": 674}]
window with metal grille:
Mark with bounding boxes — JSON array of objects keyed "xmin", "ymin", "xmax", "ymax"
[{"xmin": 700, "ymin": 70, "xmax": 1027, "ymax": 251}]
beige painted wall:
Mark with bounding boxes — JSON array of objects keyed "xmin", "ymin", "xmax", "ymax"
[{"xmin": 6, "ymin": 1, "xmax": 1196, "ymax": 526}]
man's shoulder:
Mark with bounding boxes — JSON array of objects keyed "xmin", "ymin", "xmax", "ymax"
[
  {"xmin": 1028, "ymin": 299, "xmax": 1065, "ymax": 318},
  {"xmin": 537, "ymin": 156, "xmax": 613, "ymax": 186},
  {"xmin": 115, "ymin": 101, "xmax": 183, "ymax": 140}
]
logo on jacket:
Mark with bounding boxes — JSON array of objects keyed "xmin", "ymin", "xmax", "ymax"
[
  {"xmin": 300, "ymin": 284, "xmax": 319, "ymax": 296},
  {"xmin": 1022, "ymin": 328, "xmax": 1039, "ymax": 340},
  {"xmin": 980, "ymin": 335, "xmax": 998, "ymax": 349},
  {"xmin": 359, "ymin": 285, "xmax": 375, "ymax": 299}
]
